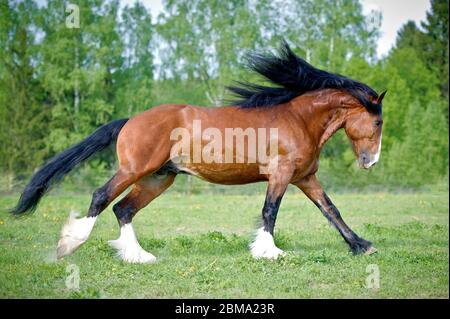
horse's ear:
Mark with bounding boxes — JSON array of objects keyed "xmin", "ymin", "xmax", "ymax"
[{"xmin": 377, "ymin": 90, "xmax": 387, "ymax": 104}]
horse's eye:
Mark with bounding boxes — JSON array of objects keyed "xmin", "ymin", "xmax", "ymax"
[{"xmin": 374, "ymin": 120, "xmax": 382, "ymax": 127}]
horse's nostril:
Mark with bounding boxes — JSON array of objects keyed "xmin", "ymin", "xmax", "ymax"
[{"xmin": 361, "ymin": 153, "xmax": 368, "ymax": 163}]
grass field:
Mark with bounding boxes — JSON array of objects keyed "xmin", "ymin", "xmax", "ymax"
[{"xmin": 0, "ymin": 189, "xmax": 448, "ymax": 298}]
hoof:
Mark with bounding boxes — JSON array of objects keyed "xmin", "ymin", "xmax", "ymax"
[
  {"xmin": 364, "ymin": 246, "xmax": 378, "ymax": 255},
  {"xmin": 250, "ymin": 227, "xmax": 286, "ymax": 260},
  {"xmin": 350, "ymin": 238, "xmax": 376, "ymax": 255},
  {"xmin": 56, "ymin": 212, "xmax": 96, "ymax": 259},
  {"xmin": 109, "ymin": 224, "xmax": 157, "ymax": 264},
  {"xmin": 56, "ymin": 236, "xmax": 84, "ymax": 259},
  {"xmin": 251, "ymin": 246, "xmax": 286, "ymax": 260},
  {"xmin": 108, "ymin": 239, "xmax": 157, "ymax": 264}
]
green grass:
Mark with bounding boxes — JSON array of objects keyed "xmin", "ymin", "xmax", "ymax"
[{"xmin": 0, "ymin": 189, "xmax": 448, "ymax": 298}]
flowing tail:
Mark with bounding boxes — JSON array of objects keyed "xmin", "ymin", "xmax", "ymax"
[{"xmin": 10, "ymin": 119, "xmax": 129, "ymax": 215}]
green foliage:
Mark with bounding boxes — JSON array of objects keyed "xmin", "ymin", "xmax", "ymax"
[
  {"xmin": 38, "ymin": 0, "xmax": 122, "ymax": 153},
  {"xmin": 281, "ymin": 0, "xmax": 380, "ymax": 69},
  {"xmin": 421, "ymin": 0, "xmax": 449, "ymax": 98},
  {"xmin": 156, "ymin": 0, "xmax": 264, "ymax": 105},
  {"xmin": 0, "ymin": 0, "xmax": 50, "ymax": 176},
  {"xmin": 396, "ymin": 0, "xmax": 449, "ymax": 99},
  {"xmin": 115, "ymin": 2, "xmax": 154, "ymax": 117},
  {"xmin": 386, "ymin": 100, "xmax": 449, "ymax": 186},
  {"xmin": 0, "ymin": 0, "xmax": 448, "ymax": 191}
]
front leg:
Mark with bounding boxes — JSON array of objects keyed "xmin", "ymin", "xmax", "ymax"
[
  {"xmin": 293, "ymin": 174, "xmax": 377, "ymax": 255},
  {"xmin": 251, "ymin": 168, "xmax": 292, "ymax": 259}
]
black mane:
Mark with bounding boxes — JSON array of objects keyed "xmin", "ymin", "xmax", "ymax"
[{"xmin": 227, "ymin": 41, "xmax": 381, "ymax": 113}]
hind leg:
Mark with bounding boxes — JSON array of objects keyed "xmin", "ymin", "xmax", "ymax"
[
  {"xmin": 109, "ymin": 172, "xmax": 176, "ymax": 263},
  {"xmin": 56, "ymin": 169, "xmax": 137, "ymax": 259}
]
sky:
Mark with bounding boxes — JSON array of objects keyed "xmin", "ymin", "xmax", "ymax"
[
  {"xmin": 361, "ymin": 0, "xmax": 431, "ymax": 57},
  {"xmin": 121, "ymin": 0, "xmax": 432, "ymax": 58}
]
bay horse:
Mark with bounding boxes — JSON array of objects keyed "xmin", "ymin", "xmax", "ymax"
[{"xmin": 11, "ymin": 42, "xmax": 386, "ymax": 263}]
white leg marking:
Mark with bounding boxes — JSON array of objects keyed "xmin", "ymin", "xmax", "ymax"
[
  {"xmin": 57, "ymin": 211, "xmax": 97, "ymax": 258},
  {"xmin": 250, "ymin": 227, "xmax": 285, "ymax": 260},
  {"xmin": 108, "ymin": 223, "xmax": 156, "ymax": 264}
]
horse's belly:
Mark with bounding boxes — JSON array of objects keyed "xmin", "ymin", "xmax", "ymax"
[{"xmin": 176, "ymin": 162, "xmax": 267, "ymax": 185}]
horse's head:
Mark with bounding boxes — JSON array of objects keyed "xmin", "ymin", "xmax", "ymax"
[{"xmin": 344, "ymin": 91, "xmax": 386, "ymax": 169}]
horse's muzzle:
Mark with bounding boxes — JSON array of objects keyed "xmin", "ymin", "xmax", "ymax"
[{"xmin": 358, "ymin": 151, "xmax": 378, "ymax": 169}]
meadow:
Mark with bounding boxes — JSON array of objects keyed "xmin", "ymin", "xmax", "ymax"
[{"xmin": 0, "ymin": 188, "xmax": 448, "ymax": 298}]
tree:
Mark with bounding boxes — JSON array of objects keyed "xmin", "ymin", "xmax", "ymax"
[
  {"xmin": 386, "ymin": 100, "xmax": 448, "ymax": 186},
  {"xmin": 396, "ymin": 20, "xmax": 425, "ymax": 51},
  {"xmin": 0, "ymin": 0, "xmax": 49, "ymax": 179},
  {"xmin": 280, "ymin": 0, "xmax": 380, "ymax": 70},
  {"xmin": 156, "ymin": 0, "xmax": 264, "ymax": 106},
  {"xmin": 396, "ymin": 0, "xmax": 449, "ymax": 99},
  {"xmin": 115, "ymin": 1, "xmax": 154, "ymax": 118},
  {"xmin": 421, "ymin": 0, "xmax": 449, "ymax": 98},
  {"xmin": 38, "ymin": 0, "xmax": 122, "ymax": 153}
]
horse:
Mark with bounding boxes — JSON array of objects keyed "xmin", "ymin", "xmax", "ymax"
[{"xmin": 11, "ymin": 42, "xmax": 386, "ymax": 263}]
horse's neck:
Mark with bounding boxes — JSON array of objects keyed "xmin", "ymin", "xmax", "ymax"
[
  {"xmin": 316, "ymin": 110, "xmax": 346, "ymax": 149},
  {"xmin": 289, "ymin": 90, "xmax": 348, "ymax": 149}
]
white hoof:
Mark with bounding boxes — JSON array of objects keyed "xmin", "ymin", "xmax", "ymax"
[
  {"xmin": 251, "ymin": 245, "xmax": 286, "ymax": 259},
  {"xmin": 109, "ymin": 224, "xmax": 156, "ymax": 264},
  {"xmin": 57, "ymin": 236, "xmax": 85, "ymax": 259},
  {"xmin": 56, "ymin": 212, "xmax": 97, "ymax": 259},
  {"xmin": 250, "ymin": 227, "xmax": 286, "ymax": 260}
]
